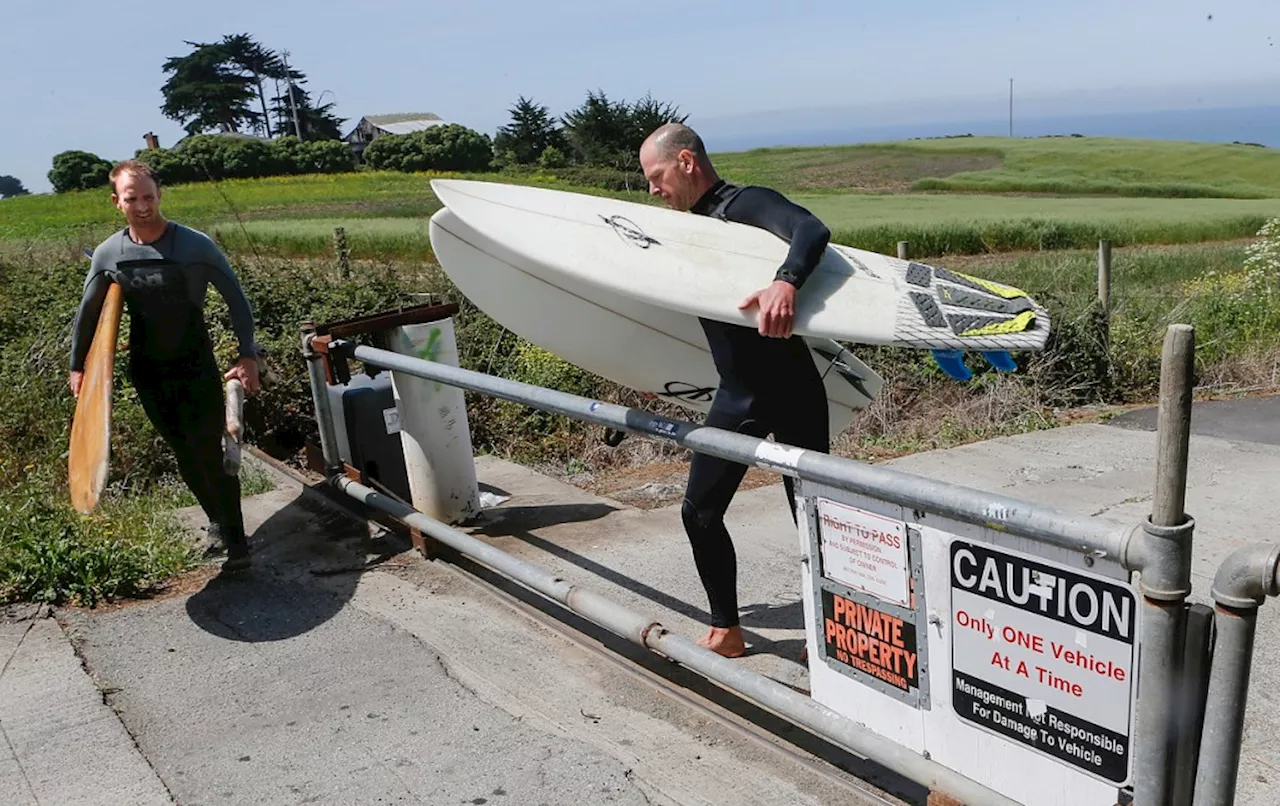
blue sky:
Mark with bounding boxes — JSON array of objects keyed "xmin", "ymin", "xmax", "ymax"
[{"xmin": 3, "ymin": 0, "xmax": 1278, "ymax": 193}]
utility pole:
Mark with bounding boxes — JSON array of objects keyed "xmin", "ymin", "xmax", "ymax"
[
  {"xmin": 280, "ymin": 49, "xmax": 304, "ymax": 140},
  {"xmin": 1009, "ymin": 78, "xmax": 1014, "ymax": 138}
]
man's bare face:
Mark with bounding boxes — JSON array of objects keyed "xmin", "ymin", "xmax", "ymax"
[
  {"xmin": 640, "ymin": 141, "xmax": 700, "ymax": 211},
  {"xmin": 112, "ymin": 172, "xmax": 163, "ymax": 230}
]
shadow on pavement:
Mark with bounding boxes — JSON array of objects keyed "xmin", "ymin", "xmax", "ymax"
[{"xmin": 185, "ymin": 489, "xmax": 394, "ymax": 643}]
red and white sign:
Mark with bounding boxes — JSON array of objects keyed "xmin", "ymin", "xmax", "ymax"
[{"xmin": 816, "ymin": 498, "xmax": 911, "ymax": 606}]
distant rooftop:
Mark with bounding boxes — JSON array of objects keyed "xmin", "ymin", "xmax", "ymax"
[{"xmin": 363, "ymin": 113, "xmax": 442, "ymax": 126}]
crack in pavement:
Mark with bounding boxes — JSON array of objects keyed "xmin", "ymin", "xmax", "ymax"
[
  {"xmin": 1, "ymin": 621, "xmax": 42, "ymax": 805},
  {"xmin": 624, "ymin": 769, "xmax": 656, "ymax": 806},
  {"xmin": 0, "ymin": 620, "xmax": 35, "ymax": 683},
  {"xmin": 63, "ymin": 625, "xmax": 179, "ymax": 805},
  {"xmin": 0, "ymin": 717, "xmax": 40, "ymax": 806},
  {"xmin": 1091, "ymin": 495, "xmax": 1149, "ymax": 518}
]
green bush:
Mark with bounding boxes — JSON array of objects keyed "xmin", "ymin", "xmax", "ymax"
[
  {"xmin": 48, "ymin": 150, "xmax": 113, "ymax": 194},
  {"xmin": 548, "ymin": 164, "xmax": 647, "ymax": 191},
  {"xmin": 362, "ymin": 124, "xmax": 494, "ymax": 173},
  {"xmin": 133, "ymin": 135, "xmax": 355, "ymax": 187},
  {"xmin": 537, "ymin": 145, "xmax": 567, "ymax": 170},
  {"xmin": 0, "ymin": 479, "xmax": 195, "ymax": 607},
  {"xmin": 298, "ymin": 139, "xmax": 356, "ymax": 174}
]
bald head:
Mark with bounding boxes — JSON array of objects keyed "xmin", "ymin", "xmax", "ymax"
[
  {"xmin": 645, "ymin": 123, "xmax": 708, "ymax": 164},
  {"xmin": 639, "ymin": 123, "xmax": 718, "ymax": 211}
]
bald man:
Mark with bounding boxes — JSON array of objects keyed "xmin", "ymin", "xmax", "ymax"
[{"xmin": 639, "ymin": 123, "xmax": 831, "ymax": 658}]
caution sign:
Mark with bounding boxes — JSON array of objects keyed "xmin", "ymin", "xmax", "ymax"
[
  {"xmin": 950, "ymin": 540, "xmax": 1136, "ymax": 785},
  {"xmin": 822, "ymin": 588, "xmax": 919, "ymax": 695}
]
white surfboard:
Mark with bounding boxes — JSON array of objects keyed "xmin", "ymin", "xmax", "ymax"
[
  {"xmin": 431, "ymin": 179, "xmax": 1051, "ymax": 353},
  {"xmin": 429, "ymin": 208, "xmax": 884, "ymax": 437}
]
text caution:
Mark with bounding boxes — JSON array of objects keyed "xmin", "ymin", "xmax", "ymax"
[{"xmin": 950, "ymin": 540, "xmax": 1136, "ymax": 785}]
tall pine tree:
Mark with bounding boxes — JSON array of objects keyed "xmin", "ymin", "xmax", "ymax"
[
  {"xmin": 160, "ymin": 41, "xmax": 259, "ymax": 135},
  {"xmin": 270, "ymin": 83, "xmax": 344, "ymax": 141},
  {"xmin": 493, "ymin": 96, "xmax": 566, "ymax": 165},
  {"xmin": 220, "ymin": 34, "xmax": 286, "ymax": 137}
]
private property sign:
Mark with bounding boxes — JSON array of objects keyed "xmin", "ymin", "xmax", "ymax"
[
  {"xmin": 822, "ymin": 588, "xmax": 920, "ymax": 695},
  {"xmin": 949, "ymin": 539, "xmax": 1137, "ymax": 785}
]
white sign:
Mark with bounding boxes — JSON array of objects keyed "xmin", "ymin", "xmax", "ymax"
[
  {"xmin": 383, "ymin": 407, "xmax": 402, "ymax": 435},
  {"xmin": 816, "ymin": 498, "xmax": 911, "ymax": 607},
  {"xmin": 950, "ymin": 540, "xmax": 1137, "ymax": 786}
]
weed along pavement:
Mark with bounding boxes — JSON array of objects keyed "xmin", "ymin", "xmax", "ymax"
[{"xmin": 0, "ymin": 392, "xmax": 1275, "ymax": 805}]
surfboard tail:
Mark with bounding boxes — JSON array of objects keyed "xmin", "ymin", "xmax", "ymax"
[
  {"xmin": 68, "ymin": 283, "xmax": 123, "ymax": 514},
  {"xmin": 223, "ymin": 379, "xmax": 245, "ymax": 475}
]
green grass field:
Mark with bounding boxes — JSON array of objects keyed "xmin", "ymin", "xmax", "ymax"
[
  {"xmin": 796, "ymin": 192, "xmax": 1280, "ymax": 254},
  {"xmin": 207, "ymin": 193, "xmax": 1280, "ymax": 260},
  {"xmin": 712, "ymin": 136, "xmax": 1280, "ymax": 198},
  {"xmin": 8, "ymin": 135, "xmax": 1279, "ymax": 259},
  {"xmin": 0, "ymin": 169, "xmax": 647, "ymax": 244},
  {"xmin": 212, "ymin": 216, "xmax": 436, "ymax": 259},
  {"xmin": 0, "ymin": 171, "xmax": 455, "ymax": 243}
]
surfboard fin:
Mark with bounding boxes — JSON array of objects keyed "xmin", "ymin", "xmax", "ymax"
[
  {"xmin": 981, "ymin": 350, "xmax": 1018, "ymax": 373},
  {"xmin": 933, "ymin": 349, "xmax": 1019, "ymax": 381},
  {"xmin": 931, "ymin": 350, "xmax": 972, "ymax": 381}
]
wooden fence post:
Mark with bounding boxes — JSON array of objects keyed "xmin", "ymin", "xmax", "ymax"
[
  {"xmin": 1098, "ymin": 239, "xmax": 1112, "ymax": 315},
  {"xmin": 334, "ymin": 226, "xmax": 351, "ymax": 280}
]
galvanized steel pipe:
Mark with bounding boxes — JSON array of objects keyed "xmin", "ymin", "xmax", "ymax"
[
  {"xmin": 1192, "ymin": 543, "xmax": 1280, "ymax": 806},
  {"xmin": 334, "ymin": 475, "xmax": 1018, "ymax": 806},
  {"xmin": 332, "ymin": 339, "xmax": 1129, "ymax": 563},
  {"xmin": 303, "ymin": 331, "xmax": 342, "ymax": 473},
  {"xmin": 1133, "ymin": 325, "xmax": 1199, "ymax": 806}
]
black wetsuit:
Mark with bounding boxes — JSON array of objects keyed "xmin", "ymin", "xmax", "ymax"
[
  {"xmin": 70, "ymin": 222, "xmax": 259, "ymax": 550},
  {"xmin": 683, "ymin": 180, "xmax": 831, "ymax": 629}
]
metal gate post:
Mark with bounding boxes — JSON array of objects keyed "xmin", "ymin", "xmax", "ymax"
[
  {"xmin": 1193, "ymin": 544, "xmax": 1280, "ymax": 806},
  {"xmin": 302, "ymin": 327, "xmax": 342, "ymax": 474},
  {"xmin": 1171, "ymin": 604, "xmax": 1216, "ymax": 806},
  {"xmin": 1132, "ymin": 324, "xmax": 1196, "ymax": 805}
]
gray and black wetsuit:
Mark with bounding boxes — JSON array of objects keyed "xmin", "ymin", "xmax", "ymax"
[
  {"xmin": 684, "ymin": 180, "xmax": 832, "ymax": 629},
  {"xmin": 70, "ymin": 222, "xmax": 258, "ymax": 544}
]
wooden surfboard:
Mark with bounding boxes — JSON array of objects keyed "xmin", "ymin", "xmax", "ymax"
[{"xmin": 68, "ymin": 265, "xmax": 123, "ymax": 514}]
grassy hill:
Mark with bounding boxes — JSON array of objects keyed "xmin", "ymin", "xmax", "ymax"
[{"xmin": 711, "ymin": 136, "xmax": 1280, "ymax": 198}]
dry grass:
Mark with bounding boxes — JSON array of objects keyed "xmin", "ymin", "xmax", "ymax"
[{"xmin": 783, "ymin": 150, "xmax": 1002, "ymax": 192}]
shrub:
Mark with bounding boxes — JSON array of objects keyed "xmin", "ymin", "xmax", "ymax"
[
  {"xmin": 545, "ymin": 164, "xmax": 646, "ymax": 192},
  {"xmin": 134, "ymin": 135, "xmax": 356, "ymax": 186},
  {"xmin": 362, "ymin": 124, "xmax": 493, "ymax": 173},
  {"xmin": 48, "ymin": 150, "xmax": 113, "ymax": 193},
  {"xmin": 537, "ymin": 145, "xmax": 567, "ymax": 170}
]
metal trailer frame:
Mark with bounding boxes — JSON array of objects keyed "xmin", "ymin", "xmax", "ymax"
[{"xmin": 298, "ymin": 322, "xmax": 1279, "ymax": 806}]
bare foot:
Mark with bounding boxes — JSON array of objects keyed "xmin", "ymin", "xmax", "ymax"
[
  {"xmin": 697, "ymin": 626, "xmax": 747, "ymax": 658},
  {"xmin": 799, "ymin": 644, "xmax": 808, "ymax": 663}
]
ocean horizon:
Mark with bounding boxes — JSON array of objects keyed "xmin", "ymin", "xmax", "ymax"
[{"xmin": 702, "ymin": 104, "xmax": 1280, "ymax": 153}]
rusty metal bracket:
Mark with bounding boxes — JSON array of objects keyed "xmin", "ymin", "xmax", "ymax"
[
  {"xmin": 313, "ymin": 302, "xmax": 460, "ymax": 339},
  {"xmin": 306, "ymin": 333, "xmax": 352, "ymax": 386},
  {"xmin": 306, "ymin": 302, "xmax": 459, "ymax": 387}
]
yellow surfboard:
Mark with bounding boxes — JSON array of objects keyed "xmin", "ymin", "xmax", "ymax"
[{"xmin": 68, "ymin": 272, "xmax": 123, "ymax": 514}]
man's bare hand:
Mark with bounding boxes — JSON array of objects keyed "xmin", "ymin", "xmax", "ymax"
[
  {"xmin": 224, "ymin": 357, "xmax": 261, "ymax": 395},
  {"xmin": 69, "ymin": 371, "xmax": 84, "ymax": 399},
  {"xmin": 739, "ymin": 280, "xmax": 797, "ymax": 338}
]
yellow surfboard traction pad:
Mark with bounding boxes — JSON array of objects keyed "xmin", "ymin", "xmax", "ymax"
[{"xmin": 902, "ymin": 261, "xmax": 1044, "ymax": 345}]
